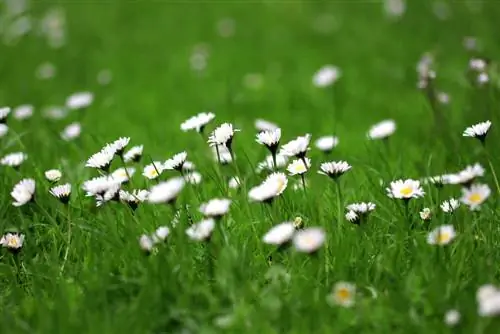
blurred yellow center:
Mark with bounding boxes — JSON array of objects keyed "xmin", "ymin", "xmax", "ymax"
[
  {"xmin": 468, "ymin": 193, "xmax": 482, "ymax": 203},
  {"xmin": 7, "ymin": 238, "xmax": 18, "ymax": 247},
  {"xmin": 438, "ymin": 232, "xmax": 451, "ymax": 244},
  {"xmin": 336, "ymin": 288, "xmax": 351, "ymax": 301},
  {"xmin": 400, "ymin": 186, "xmax": 413, "ymax": 196},
  {"xmin": 148, "ymin": 169, "xmax": 159, "ymax": 177},
  {"xmin": 295, "ymin": 165, "xmax": 307, "ymax": 173}
]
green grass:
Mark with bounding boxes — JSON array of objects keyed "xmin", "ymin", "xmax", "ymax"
[{"xmin": 2, "ymin": 0, "xmax": 500, "ymax": 333}]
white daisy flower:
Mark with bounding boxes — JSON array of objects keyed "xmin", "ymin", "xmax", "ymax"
[
  {"xmin": 0, "ymin": 233, "xmax": 25, "ymax": 251},
  {"xmin": 318, "ymin": 161, "xmax": 351, "ymax": 179},
  {"xmin": 419, "ymin": 208, "xmax": 432, "ymax": 221},
  {"xmin": 60, "ymin": 122, "xmax": 81, "ymax": 141},
  {"xmin": 49, "ymin": 183, "xmax": 71, "ymax": 203},
  {"xmin": 293, "ymin": 227, "xmax": 325, "ymax": 253},
  {"xmin": 256, "ymin": 154, "xmax": 288, "ymax": 172},
  {"xmin": 13, "ymin": 104, "xmax": 33, "ymax": 120},
  {"xmin": 478, "ymin": 73, "xmax": 489, "ymax": 85},
  {"xmin": 147, "ymin": 177, "xmax": 185, "ymax": 204},
  {"xmin": 164, "ymin": 151, "xmax": 187, "ymax": 171},
  {"xmin": 248, "ymin": 172, "xmax": 288, "ymax": 203},
  {"xmin": 123, "ymin": 145, "xmax": 144, "ymax": 163},
  {"xmin": 444, "ymin": 310, "xmax": 460, "ymax": 326},
  {"xmin": 184, "ymin": 171, "xmax": 202, "ymax": 185},
  {"xmin": 143, "ymin": 161, "xmax": 165, "ymax": 180},
  {"xmin": 463, "ymin": 120, "xmax": 491, "ymax": 141},
  {"xmin": 208, "ymin": 123, "xmax": 240, "ymax": 149},
  {"xmin": 386, "ymin": 179, "xmax": 425, "ymax": 199},
  {"xmin": 11, "ymin": 178, "xmax": 36, "ymax": 206},
  {"xmin": 101, "ymin": 183, "xmax": 121, "ymax": 203},
  {"xmin": 460, "ymin": 183, "xmax": 491, "ymax": 210},
  {"xmin": 180, "ymin": 112, "xmax": 215, "ymax": 133},
  {"xmin": 199, "ymin": 198, "xmax": 231, "ymax": 218},
  {"xmin": 477, "ymin": 285, "xmax": 500, "ymax": 317},
  {"xmin": 186, "ymin": 218, "xmax": 216, "ymax": 241},
  {"xmin": 1, "ymin": 152, "xmax": 27, "ymax": 168},
  {"xmin": 469, "ymin": 58, "xmax": 487, "ymax": 71},
  {"xmin": 153, "ymin": 226, "xmax": 170, "ymax": 242},
  {"xmin": 280, "ymin": 134, "xmax": 311, "ymax": 158},
  {"xmin": 440, "ymin": 198, "xmax": 460, "ymax": 213},
  {"xmin": 119, "ymin": 189, "xmax": 149, "ymax": 210},
  {"xmin": 106, "ymin": 137, "xmax": 130, "ymax": 156},
  {"xmin": 328, "ymin": 282, "xmax": 356, "ymax": 308},
  {"xmin": 427, "ymin": 225, "xmax": 456, "ymax": 245},
  {"xmin": 315, "ymin": 135, "xmax": 339, "ymax": 153},
  {"xmin": 66, "ymin": 91, "xmax": 93, "ymax": 110},
  {"xmin": 0, "ymin": 124, "xmax": 8, "ymax": 138},
  {"xmin": 86, "ymin": 149, "xmax": 114, "ymax": 171},
  {"xmin": 228, "ymin": 176, "xmax": 241, "ymax": 189},
  {"xmin": 139, "ymin": 234, "xmax": 154, "ymax": 253},
  {"xmin": 256, "ymin": 128, "xmax": 281, "ymax": 151},
  {"xmin": 212, "ymin": 145, "xmax": 234, "ymax": 164},
  {"xmin": 345, "ymin": 210, "xmax": 359, "ymax": 223},
  {"xmin": 367, "ymin": 119, "xmax": 396, "ymax": 140},
  {"xmin": 255, "ymin": 118, "xmax": 279, "ymax": 132},
  {"xmin": 111, "ymin": 167, "xmax": 136, "ymax": 183},
  {"xmin": 0, "ymin": 107, "xmax": 11, "ymax": 123},
  {"xmin": 287, "ymin": 158, "xmax": 311, "ymax": 176},
  {"xmin": 312, "ymin": 65, "xmax": 341, "ymax": 87},
  {"xmin": 477, "ymin": 285, "xmax": 498, "ymax": 303},
  {"xmin": 263, "ymin": 222, "xmax": 295, "ymax": 246},
  {"xmin": 44, "ymin": 169, "xmax": 62, "ymax": 182},
  {"xmin": 82, "ymin": 176, "xmax": 118, "ymax": 196},
  {"xmin": 346, "ymin": 202, "xmax": 376, "ymax": 213}
]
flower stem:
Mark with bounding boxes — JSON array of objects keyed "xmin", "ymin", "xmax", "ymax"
[
  {"xmin": 335, "ymin": 180, "xmax": 342, "ymax": 227},
  {"xmin": 60, "ymin": 205, "xmax": 72, "ymax": 275}
]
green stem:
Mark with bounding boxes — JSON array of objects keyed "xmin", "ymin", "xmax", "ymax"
[{"xmin": 60, "ymin": 205, "xmax": 72, "ymax": 275}]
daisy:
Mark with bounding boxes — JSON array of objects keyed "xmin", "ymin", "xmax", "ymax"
[
  {"xmin": 280, "ymin": 134, "xmax": 311, "ymax": 159},
  {"xmin": 440, "ymin": 198, "xmax": 460, "ymax": 213},
  {"xmin": 312, "ymin": 65, "xmax": 341, "ymax": 87},
  {"xmin": 164, "ymin": 151, "xmax": 187, "ymax": 171},
  {"xmin": 255, "ymin": 118, "xmax": 279, "ymax": 132},
  {"xmin": 423, "ymin": 175, "xmax": 445, "ymax": 188},
  {"xmin": 119, "ymin": 189, "xmax": 149, "ymax": 211},
  {"xmin": 0, "ymin": 152, "xmax": 27, "ymax": 168},
  {"xmin": 82, "ymin": 176, "xmax": 118, "ymax": 196},
  {"xmin": 427, "ymin": 225, "xmax": 456, "ymax": 245},
  {"xmin": 419, "ymin": 208, "xmax": 432, "ymax": 221},
  {"xmin": 263, "ymin": 222, "xmax": 295, "ymax": 246},
  {"xmin": 11, "ymin": 178, "xmax": 36, "ymax": 206},
  {"xmin": 256, "ymin": 128, "xmax": 281, "ymax": 153},
  {"xmin": 461, "ymin": 183, "xmax": 491, "ymax": 210},
  {"xmin": 152, "ymin": 226, "xmax": 170, "ymax": 243},
  {"xmin": 180, "ymin": 112, "xmax": 215, "ymax": 133},
  {"xmin": 186, "ymin": 218, "xmax": 216, "ymax": 241},
  {"xmin": 111, "ymin": 167, "xmax": 136, "ymax": 183},
  {"xmin": 184, "ymin": 171, "xmax": 202, "ymax": 185},
  {"xmin": 106, "ymin": 137, "xmax": 130, "ymax": 156},
  {"xmin": 345, "ymin": 202, "xmax": 376, "ymax": 224},
  {"xmin": 45, "ymin": 169, "xmax": 62, "ymax": 182},
  {"xmin": 367, "ymin": 119, "xmax": 396, "ymax": 140},
  {"xmin": 328, "ymin": 282, "xmax": 356, "ymax": 308},
  {"xmin": 463, "ymin": 120, "xmax": 491, "ymax": 142},
  {"xmin": 293, "ymin": 227, "xmax": 325, "ymax": 253},
  {"xmin": 139, "ymin": 234, "xmax": 154, "ymax": 253},
  {"xmin": 143, "ymin": 161, "xmax": 165, "ymax": 180},
  {"xmin": 0, "ymin": 106, "xmax": 10, "ymax": 123},
  {"xmin": 477, "ymin": 285, "xmax": 500, "ymax": 317},
  {"xmin": 228, "ymin": 176, "xmax": 241, "ymax": 189},
  {"xmin": 123, "ymin": 145, "xmax": 143, "ymax": 163},
  {"xmin": 315, "ymin": 135, "xmax": 339, "ymax": 153},
  {"xmin": 345, "ymin": 210, "xmax": 359, "ymax": 223},
  {"xmin": 147, "ymin": 177, "xmax": 185, "ymax": 204},
  {"xmin": 49, "ymin": 183, "xmax": 71, "ymax": 204},
  {"xmin": 60, "ymin": 122, "xmax": 81, "ymax": 141},
  {"xmin": 256, "ymin": 154, "xmax": 288, "ymax": 173},
  {"xmin": 13, "ymin": 104, "xmax": 33, "ymax": 120},
  {"xmin": 386, "ymin": 179, "xmax": 425, "ymax": 200},
  {"xmin": 318, "ymin": 161, "xmax": 351, "ymax": 179},
  {"xmin": 478, "ymin": 73, "xmax": 489, "ymax": 85},
  {"xmin": 66, "ymin": 91, "xmax": 94, "ymax": 110},
  {"xmin": 469, "ymin": 58, "xmax": 487, "ymax": 71},
  {"xmin": 208, "ymin": 123, "xmax": 240, "ymax": 152},
  {"xmin": 0, "ymin": 233, "xmax": 25, "ymax": 251},
  {"xmin": 0, "ymin": 124, "xmax": 9, "ymax": 137},
  {"xmin": 287, "ymin": 158, "xmax": 311, "ymax": 176},
  {"xmin": 199, "ymin": 198, "xmax": 231, "ymax": 218},
  {"xmin": 86, "ymin": 149, "xmax": 114, "ymax": 171},
  {"xmin": 248, "ymin": 172, "xmax": 288, "ymax": 203},
  {"xmin": 444, "ymin": 310, "xmax": 460, "ymax": 327},
  {"xmin": 97, "ymin": 183, "xmax": 121, "ymax": 205}
]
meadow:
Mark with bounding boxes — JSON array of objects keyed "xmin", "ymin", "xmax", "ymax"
[{"xmin": 1, "ymin": 0, "xmax": 500, "ymax": 333}]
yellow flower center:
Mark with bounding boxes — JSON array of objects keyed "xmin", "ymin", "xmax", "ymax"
[
  {"xmin": 148, "ymin": 169, "xmax": 159, "ymax": 178},
  {"xmin": 336, "ymin": 288, "xmax": 351, "ymax": 301},
  {"xmin": 295, "ymin": 164, "xmax": 307, "ymax": 173},
  {"xmin": 399, "ymin": 186, "xmax": 413, "ymax": 197},
  {"xmin": 437, "ymin": 232, "xmax": 451, "ymax": 244},
  {"xmin": 276, "ymin": 179, "xmax": 285, "ymax": 192},
  {"xmin": 468, "ymin": 193, "xmax": 482, "ymax": 204},
  {"xmin": 7, "ymin": 237, "xmax": 18, "ymax": 248}
]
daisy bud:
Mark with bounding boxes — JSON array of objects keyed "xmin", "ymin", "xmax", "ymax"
[{"xmin": 293, "ymin": 216, "xmax": 304, "ymax": 229}]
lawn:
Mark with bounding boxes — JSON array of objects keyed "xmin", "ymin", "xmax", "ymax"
[{"xmin": 1, "ymin": 0, "xmax": 500, "ymax": 333}]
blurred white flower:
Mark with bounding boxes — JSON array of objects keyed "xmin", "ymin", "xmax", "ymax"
[
  {"xmin": 186, "ymin": 218, "xmax": 215, "ymax": 241},
  {"xmin": 184, "ymin": 171, "xmax": 202, "ymax": 185},
  {"xmin": 44, "ymin": 169, "xmax": 62, "ymax": 182},
  {"xmin": 469, "ymin": 58, "xmax": 487, "ymax": 72},
  {"xmin": 368, "ymin": 119, "xmax": 396, "ymax": 140},
  {"xmin": 444, "ymin": 309, "xmax": 460, "ymax": 326},
  {"xmin": 461, "ymin": 183, "xmax": 491, "ymax": 210},
  {"xmin": 228, "ymin": 176, "xmax": 241, "ymax": 189},
  {"xmin": 243, "ymin": 73, "xmax": 264, "ymax": 90},
  {"xmin": 287, "ymin": 158, "xmax": 311, "ymax": 176},
  {"xmin": 478, "ymin": 73, "xmax": 489, "ymax": 85},
  {"xmin": 43, "ymin": 105, "xmax": 67, "ymax": 120},
  {"xmin": 256, "ymin": 154, "xmax": 288, "ymax": 173},
  {"xmin": 463, "ymin": 120, "xmax": 491, "ymax": 141},
  {"xmin": 387, "ymin": 179, "xmax": 424, "ymax": 199},
  {"xmin": 180, "ymin": 112, "xmax": 215, "ymax": 133},
  {"xmin": 36, "ymin": 62, "xmax": 56, "ymax": 80},
  {"xmin": 13, "ymin": 104, "xmax": 33, "ymax": 120},
  {"xmin": 263, "ymin": 222, "xmax": 295, "ymax": 246},
  {"xmin": 477, "ymin": 285, "xmax": 500, "ymax": 317},
  {"xmin": 147, "ymin": 177, "xmax": 185, "ymax": 204},
  {"xmin": 0, "ymin": 107, "xmax": 11, "ymax": 123},
  {"xmin": 40, "ymin": 7, "xmax": 66, "ymax": 48},
  {"xmin": 199, "ymin": 198, "xmax": 231, "ymax": 218},
  {"xmin": 212, "ymin": 145, "xmax": 233, "ymax": 165},
  {"xmin": 345, "ymin": 210, "xmax": 358, "ymax": 223},
  {"xmin": 437, "ymin": 92, "xmax": 450, "ymax": 104},
  {"xmin": 315, "ymin": 135, "xmax": 338, "ymax": 153},
  {"xmin": 82, "ymin": 176, "xmax": 118, "ymax": 196},
  {"xmin": 97, "ymin": 69, "xmax": 112, "ymax": 85},
  {"xmin": 419, "ymin": 208, "xmax": 432, "ymax": 221},
  {"xmin": 1, "ymin": 152, "xmax": 27, "ymax": 168},
  {"xmin": 11, "ymin": 178, "xmax": 35, "ymax": 206},
  {"xmin": 119, "ymin": 189, "xmax": 149, "ymax": 210},
  {"xmin": 312, "ymin": 65, "xmax": 341, "ymax": 87},
  {"xmin": 111, "ymin": 167, "xmax": 136, "ymax": 184},
  {"xmin": 153, "ymin": 226, "xmax": 170, "ymax": 242},
  {"xmin": 60, "ymin": 122, "xmax": 81, "ymax": 141},
  {"xmin": 280, "ymin": 134, "xmax": 311, "ymax": 158},
  {"xmin": 384, "ymin": 0, "xmax": 406, "ymax": 18},
  {"xmin": 255, "ymin": 118, "xmax": 279, "ymax": 132},
  {"xmin": 139, "ymin": 234, "xmax": 154, "ymax": 253},
  {"xmin": 328, "ymin": 282, "xmax": 356, "ymax": 308},
  {"xmin": 123, "ymin": 145, "xmax": 143, "ymax": 163},
  {"xmin": 248, "ymin": 172, "xmax": 288, "ymax": 203},
  {"xmin": 318, "ymin": 161, "xmax": 351, "ymax": 179},
  {"xmin": 216, "ymin": 17, "xmax": 235, "ymax": 38},
  {"xmin": 0, "ymin": 124, "xmax": 9, "ymax": 137},
  {"xmin": 440, "ymin": 198, "xmax": 460, "ymax": 213},
  {"xmin": 427, "ymin": 225, "xmax": 456, "ymax": 245},
  {"xmin": 49, "ymin": 183, "xmax": 71, "ymax": 203},
  {"xmin": 66, "ymin": 91, "xmax": 93, "ymax": 110},
  {"xmin": 208, "ymin": 123, "xmax": 240, "ymax": 149},
  {"xmin": 293, "ymin": 227, "xmax": 325, "ymax": 253}
]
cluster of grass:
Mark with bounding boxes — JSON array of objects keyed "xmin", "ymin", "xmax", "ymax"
[{"xmin": 2, "ymin": 1, "xmax": 500, "ymax": 333}]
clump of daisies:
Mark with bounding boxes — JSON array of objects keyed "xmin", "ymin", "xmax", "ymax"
[
  {"xmin": 11, "ymin": 179, "xmax": 36, "ymax": 207},
  {"xmin": 181, "ymin": 112, "xmax": 215, "ymax": 133},
  {"xmin": 208, "ymin": 123, "xmax": 240, "ymax": 160},
  {"xmin": 367, "ymin": 119, "xmax": 396, "ymax": 140},
  {"xmin": 248, "ymin": 172, "xmax": 288, "ymax": 204},
  {"xmin": 427, "ymin": 225, "xmax": 456, "ymax": 245},
  {"xmin": 315, "ymin": 135, "xmax": 339, "ymax": 154},
  {"xmin": 345, "ymin": 202, "xmax": 376, "ymax": 225},
  {"xmin": 0, "ymin": 232, "xmax": 25, "ymax": 253},
  {"xmin": 1, "ymin": 152, "xmax": 27, "ymax": 169},
  {"xmin": 386, "ymin": 179, "xmax": 424, "ymax": 200},
  {"xmin": 463, "ymin": 120, "xmax": 491, "ymax": 144},
  {"xmin": 256, "ymin": 128, "xmax": 281, "ymax": 169}
]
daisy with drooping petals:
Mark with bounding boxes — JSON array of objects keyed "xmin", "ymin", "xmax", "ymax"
[
  {"xmin": 181, "ymin": 112, "xmax": 215, "ymax": 133},
  {"xmin": 420, "ymin": 208, "xmax": 432, "ymax": 221},
  {"xmin": 461, "ymin": 183, "xmax": 491, "ymax": 210},
  {"xmin": 119, "ymin": 189, "xmax": 149, "ymax": 211},
  {"xmin": 143, "ymin": 161, "xmax": 165, "ymax": 180},
  {"xmin": 11, "ymin": 178, "xmax": 36, "ymax": 206},
  {"xmin": 49, "ymin": 183, "xmax": 71, "ymax": 204},
  {"xmin": 0, "ymin": 107, "xmax": 10, "ymax": 123},
  {"xmin": 184, "ymin": 171, "xmax": 202, "ymax": 185},
  {"xmin": 45, "ymin": 169, "xmax": 62, "ymax": 182},
  {"xmin": 163, "ymin": 151, "xmax": 187, "ymax": 171},
  {"xmin": 463, "ymin": 120, "xmax": 491, "ymax": 142},
  {"xmin": 13, "ymin": 104, "xmax": 33, "ymax": 120},
  {"xmin": 368, "ymin": 119, "xmax": 396, "ymax": 140},
  {"xmin": 441, "ymin": 198, "xmax": 460, "ymax": 213},
  {"xmin": 427, "ymin": 225, "xmax": 456, "ymax": 245},
  {"xmin": 248, "ymin": 172, "xmax": 288, "ymax": 203},
  {"xmin": 199, "ymin": 198, "xmax": 231, "ymax": 218},
  {"xmin": 293, "ymin": 227, "xmax": 325, "ymax": 253},
  {"xmin": 1, "ymin": 152, "xmax": 27, "ymax": 168},
  {"xmin": 60, "ymin": 122, "xmax": 81, "ymax": 141},
  {"xmin": 318, "ymin": 161, "xmax": 351, "ymax": 180},
  {"xmin": 186, "ymin": 218, "xmax": 216, "ymax": 241},
  {"xmin": 327, "ymin": 282, "xmax": 356, "ymax": 308},
  {"xmin": 263, "ymin": 222, "xmax": 295, "ymax": 246},
  {"xmin": 123, "ymin": 145, "xmax": 143, "ymax": 163},
  {"xmin": 312, "ymin": 65, "xmax": 341, "ymax": 87},
  {"xmin": 315, "ymin": 136, "xmax": 339, "ymax": 153},
  {"xmin": 208, "ymin": 123, "xmax": 240, "ymax": 155},
  {"xmin": 0, "ymin": 233, "xmax": 25, "ymax": 252},
  {"xmin": 147, "ymin": 177, "xmax": 185, "ymax": 204},
  {"xmin": 86, "ymin": 149, "xmax": 114, "ymax": 172},
  {"xmin": 280, "ymin": 134, "xmax": 311, "ymax": 159},
  {"xmin": 256, "ymin": 154, "xmax": 288, "ymax": 173},
  {"xmin": 287, "ymin": 158, "xmax": 311, "ymax": 176},
  {"xmin": 255, "ymin": 118, "xmax": 279, "ymax": 132},
  {"xmin": 0, "ymin": 124, "xmax": 8, "ymax": 137},
  {"xmin": 66, "ymin": 91, "xmax": 93, "ymax": 110},
  {"xmin": 386, "ymin": 179, "xmax": 425, "ymax": 200}
]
